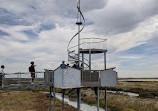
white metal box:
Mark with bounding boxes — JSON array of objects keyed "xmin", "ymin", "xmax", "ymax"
[
  {"xmin": 100, "ymin": 69, "xmax": 118, "ymax": 86},
  {"xmin": 54, "ymin": 67, "xmax": 81, "ymax": 88},
  {"xmin": 44, "ymin": 69, "xmax": 53, "ymax": 85}
]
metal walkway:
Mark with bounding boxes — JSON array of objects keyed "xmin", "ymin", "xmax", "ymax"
[{"xmin": 0, "ymin": 71, "xmax": 50, "ymax": 90}]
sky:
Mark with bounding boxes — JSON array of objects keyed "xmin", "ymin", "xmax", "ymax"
[{"xmin": 0, "ymin": 0, "xmax": 158, "ymax": 78}]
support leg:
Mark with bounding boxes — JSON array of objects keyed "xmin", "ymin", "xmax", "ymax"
[
  {"xmin": 97, "ymin": 87, "xmax": 99, "ymax": 111},
  {"xmin": 94, "ymin": 87, "xmax": 99, "ymax": 111},
  {"xmin": 105, "ymin": 87, "xmax": 107, "ymax": 111},
  {"xmin": 49, "ymin": 86, "xmax": 52, "ymax": 111},
  {"xmin": 53, "ymin": 88, "xmax": 56, "ymax": 111},
  {"xmin": 62, "ymin": 89, "xmax": 65, "ymax": 111},
  {"xmin": 77, "ymin": 88, "xmax": 81, "ymax": 111}
]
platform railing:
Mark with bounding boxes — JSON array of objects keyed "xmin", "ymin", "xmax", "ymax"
[
  {"xmin": 68, "ymin": 38, "xmax": 107, "ymax": 51},
  {"xmin": 68, "ymin": 38, "xmax": 107, "ymax": 68},
  {"xmin": 80, "ymin": 38, "xmax": 107, "ymax": 50},
  {"xmin": 0, "ymin": 71, "xmax": 45, "ymax": 89}
]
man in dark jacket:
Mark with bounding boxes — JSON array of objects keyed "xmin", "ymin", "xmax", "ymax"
[
  {"xmin": 29, "ymin": 62, "xmax": 36, "ymax": 84},
  {"xmin": 0, "ymin": 65, "xmax": 5, "ymax": 87},
  {"xmin": 72, "ymin": 61, "xmax": 79, "ymax": 69}
]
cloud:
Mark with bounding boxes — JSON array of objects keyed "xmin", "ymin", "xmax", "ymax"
[
  {"xmin": 0, "ymin": 25, "xmax": 37, "ymax": 41},
  {"xmin": 86, "ymin": 0, "xmax": 158, "ymax": 34},
  {"xmin": 106, "ymin": 14, "xmax": 158, "ymax": 53},
  {"xmin": 119, "ymin": 56, "xmax": 142, "ymax": 59},
  {"xmin": 0, "ymin": 23, "xmax": 76, "ymax": 72},
  {"xmin": 0, "ymin": 0, "xmax": 158, "ymax": 78}
]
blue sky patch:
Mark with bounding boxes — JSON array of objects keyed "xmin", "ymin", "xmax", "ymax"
[
  {"xmin": 124, "ymin": 43, "xmax": 158, "ymax": 56},
  {"xmin": 0, "ymin": 8, "xmax": 29, "ymax": 26},
  {"xmin": 85, "ymin": 21, "xmax": 94, "ymax": 26},
  {"xmin": 0, "ymin": 30, "xmax": 10, "ymax": 36},
  {"xmin": 39, "ymin": 24, "xmax": 56, "ymax": 31},
  {"xmin": 124, "ymin": 44, "xmax": 148, "ymax": 55},
  {"xmin": 23, "ymin": 30, "xmax": 37, "ymax": 40}
]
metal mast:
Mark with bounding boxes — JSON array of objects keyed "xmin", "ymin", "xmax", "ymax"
[
  {"xmin": 67, "ymin": 0, "xmax": 85, "ymax": 66},
  {"xmin": 77, "ymin": 0, "xmax": 82, "ymax": 65}
]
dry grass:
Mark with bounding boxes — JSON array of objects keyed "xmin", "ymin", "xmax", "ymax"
[
  {"xmin": 106, "ymin": 93, "xmax": 158, "ymax": 111},
  {"xmin": 81, "ymin": 89, "xmax": 158, "ymax": 111},
  {"xmin": 0, "ymin": 90, "xmax": 76, "ymax": 111},
  {"xmin": 119, "ymin": 78, "xmax": 158, "ymax": 82},
  {"xmin": 79, "ymin": 81, "xmax": 158, "ymax": 111},
  {"xmin": 114, "ymin": 81, "xmax": 158, "ymax": 92}
]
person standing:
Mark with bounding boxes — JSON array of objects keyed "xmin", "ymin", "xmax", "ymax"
[
  {"xmin": 60, "ymin": 61, "xmax": 66, "ymax": 69},
  {"xmin": 0, "ymin": 65, "xmax": 5, "ymax": 87},
  {"xmin": 72, "ymin": 61, "xmax": 79, "ymax": 69},
  {"xmin": 29, "ymin": 62, "xmax": 36, "ymax": 84}
]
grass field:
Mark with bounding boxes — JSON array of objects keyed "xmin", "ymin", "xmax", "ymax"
[
  {"xmin": 0, "ymin": 90, "xmax": 77, "ymax": 111},
  {"xmin": 119, "ymin": 78, "xmax": 158, "ymax": 82},
  {"xmin": 0, "ymin": 79, "xmax": 158, "ymax": 111},
  {"xmin": 55, "ymin": 79, "xmax": 158, "ymax": 111},
  {"xmin": 81, "ymin": 89, "xmax": 158, "ymax": 111}
]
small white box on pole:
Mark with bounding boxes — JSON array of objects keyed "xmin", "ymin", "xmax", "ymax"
[{"xmin": 100, "ymin": 69, "xmax": 118, "ymax": 86}]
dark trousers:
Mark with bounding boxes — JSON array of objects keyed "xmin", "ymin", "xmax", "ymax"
[{"xmin": 0, "ymin": 75, "xmax": 2, "ymax": 86}]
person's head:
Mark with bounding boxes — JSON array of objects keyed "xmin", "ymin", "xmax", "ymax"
[
  {"xmin": 75, "ymin": 61, "xmax": 79, "ymax": 65},
  {"xmin": 1, "ymin": 65, "xmax": 5, "ymax": 69},
  {"xmin": 31, "ymin": 61, "xmax": 34, "ymax": 65},
  {"xmin": 62, "ymin": 61, "xmax": 65, "ymax": 63}
]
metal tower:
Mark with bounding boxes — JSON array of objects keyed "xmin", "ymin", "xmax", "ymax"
[{"xmin": 67, "ymin": 0, "xmax": 107, "ymax": 71}]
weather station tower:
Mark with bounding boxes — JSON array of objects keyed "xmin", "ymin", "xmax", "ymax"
[{"xmin": 0, "ymin": 1, "xmax": 117, "ymax": 111}]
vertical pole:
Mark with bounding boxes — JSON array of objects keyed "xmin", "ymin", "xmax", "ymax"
[
  {"xmin": 53, "ymin": 88, "xmax": 56, "ymax": 111},
  {"xmin": 62, "ymin": 89, "xmax": 65, "ymax": 111},
  {"xmin": 77, "ymin": 88, "xmax": 81, "ymax": 111},
  {"xmin": 78, "ymin": 25, "xmax": 80, "ymax": 65},
  {"xmin": 82, "ymin": 53, "xmax": 84, "ymax": 82},
  {"xmin": 97, "ymin": 87, "xmax": 99, "ymax": 111},
  {"xmin": 49, "ymin": 86, "xmax": 52, "ymax": 111},
  {"xmin": 78, "ymin": 0, "xmax": 81, "ymax": 65},
  {"xmin": 20, "ymin": 72, "xmax": 21, "ymax": 85},
  {"xmin": 82, "ymin": 53, "xmax": 84, "ymax": 70},
  {"xmin": 104, "ymin": 51, "xmax": 107, "ymax": 111},
  {"xmin": 89, "ymin": 50, "xmax": 91, "ymax": 71},
  {"xmin": 89, "ymin": 50, "xmax": 91, "ymax": 82},
  {"xmin": 17, "ymin": 73, "xmax": 18, "ymax": 85},
  {"xmin": 35, "ymin": 72, "xmax": 37, "ymax": 84},
  {"xmin": 105, "ymin": 87, "xmax": 107, "ymax": 111}
]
